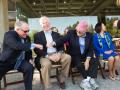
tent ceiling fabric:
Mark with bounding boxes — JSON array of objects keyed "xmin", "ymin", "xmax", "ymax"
[{"xmin": 9, "ymin": 0, "xmax": 120, "ymax": 17}]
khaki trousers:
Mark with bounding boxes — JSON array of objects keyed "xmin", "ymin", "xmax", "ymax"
[{"xmin": 40, "ymin": 53, "xmax": 71, "ymax": 89}]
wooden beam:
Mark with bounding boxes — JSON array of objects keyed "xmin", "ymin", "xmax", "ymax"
[
  {"xmin": 56, "ymin": 0, "xmax": 59, "ymax": 16},
  {"xmin": 77, "ymin": 0, "xmax": 89, "ymax": 12},
  {"xmin": 89, "ymin": 0, "xmax": 114, "ymax": 15},
  {"xmin": 31, "ymin": 2, "xmax": 83, "ymax": 6},
  {"xmin": 67, "ymin": 0, "xmax": 74, "ymax": 13},
  {"xmin": 33, "ymin": 6, "xmax": 93, "ymax": 11},
  {"xmin": 23, "ymin": 0, "xmax": 38, "ymax": 16},
  {"xmin": 39, "ymin": 0, "xmax": 47, "ymax": 14}
]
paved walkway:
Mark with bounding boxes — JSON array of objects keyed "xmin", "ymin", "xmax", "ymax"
[{"xmin": 1, "ymin": 67, "xmax": 120, "ymax": 90}]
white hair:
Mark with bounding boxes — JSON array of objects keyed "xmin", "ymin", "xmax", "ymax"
[
  {"xmin": 14, "ymin": 21, "xmax": 27, "ymax": 31},
  {"xmin": 39, "ymin": 16, "xmax": 49, "ymax": 27}
]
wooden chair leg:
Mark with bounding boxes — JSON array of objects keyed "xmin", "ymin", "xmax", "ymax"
[
  {"xmin": 39, "ymin": 70, "xmax": 43, "ymax": 84},
  {"xmin": 71, "ymin": 75, "xmax": 75, "ymax": 84},
  {"xmin": 38, "ymin": 70, "xmax": 44, "ymax": 90},
  {"xmin": 56, "ymin": 67, "xmax": 62, "ymax": 85},
  {"xmin": 98, "ymin": 61, "xmax": 106, "ymax": 79},
  {"xmin": 0, "ymin": 80, "xmax": 1, "ymax": 90},
  {"xmin": 69, "ymin": 67, "xmax": 75, "ymax": 84},
  {"xmin": 116, "ymin": 70, "xmax": 119, "ymax": 75},
  {"xmin": 3, "ymin": 76, "xmax": 7, "ymax": 87}
]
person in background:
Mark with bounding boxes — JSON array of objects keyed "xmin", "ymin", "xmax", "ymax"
[
  {"xmin": 49, "ymin": 20, "xmax": 99, "ymax": 90},
  {"xmin": 0, "ymin": 21, "xmax": 43, "ymax": 90},
  {"xmin": 63, "ymin": 28, "xmax": 70, "ymax": 54},
  {"xmin": 93, "ymin": 22, "xmax": 120, "ymax": 80},
  {"xmin": 51, "ymin": 27, "xmax": 59, "ymax": 33},
  {"xmin": 113, "ymin": 20, "xmax": 120, "ymax": 29},
  {"xmin": 34, "ymin": 16, "xmax": 71, "ymax": 90}
]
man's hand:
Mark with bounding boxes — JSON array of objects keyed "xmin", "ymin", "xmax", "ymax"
[
  {"xmin": 29, "ymin": 59, "xmax": 35, "ymax": 67},
  {"xmin": 46, "ymin": 41, "xmax": 53, "ymax": 48},
  {"xmin": 48, "ymin": 54, "xmax": 57, "ymax": 62},
  {"xmin": 55, "ymin": 52, "xmax": 62, "ymax": 61},
  {"xmin": 84, "ymin": 59, "xmax": 90, "ymax": 70},
  {"xmin": 48, "ymin": 53, "xmax": 61, "ymax": 62},
  {"xmin": 35, "ymin": 44, "xmax": 43, "ymax": 50}
]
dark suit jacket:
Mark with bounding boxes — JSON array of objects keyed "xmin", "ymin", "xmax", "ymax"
[
  {"xmin": 24, "ymin": 36, "xmax": 32, "ymax": 61},
  {"xmin": 0, "ymin": 30, "xmax": 32, "ymax": 64},
  {"xmin": 34, "ymin": 31, "xmax": 64, "ymax": 69},
  {"xmin": 55, "ymin": 30, "xmax": 94, "ymax": 62}
]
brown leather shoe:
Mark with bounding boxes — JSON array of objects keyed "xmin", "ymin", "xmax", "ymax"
[{"xmin": 59, "ymin": 82, "xmax": 66, "ymax": 89}]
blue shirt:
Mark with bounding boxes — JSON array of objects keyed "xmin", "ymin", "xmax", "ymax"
[
  {"xmin": 44, "ymin": 30, "xmax": 57, "ymax": 54},
  {"xmin": 79, "ymin": 35, "xmax": 85, "ymax": 54}
]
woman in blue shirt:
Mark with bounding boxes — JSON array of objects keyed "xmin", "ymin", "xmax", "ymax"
[{"xmin": 93, "ymin": 22, "xmax": 119, "ymax": 80}]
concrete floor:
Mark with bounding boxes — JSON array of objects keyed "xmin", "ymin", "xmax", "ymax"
[{"xmin": 1, "ymin": 67, "xmax": 120, "ymax": 90}]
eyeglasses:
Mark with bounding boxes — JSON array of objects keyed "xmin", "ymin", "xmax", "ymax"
[{"xmin": 20, "ymin": 29, "xmax": 29, "ymax": 33}]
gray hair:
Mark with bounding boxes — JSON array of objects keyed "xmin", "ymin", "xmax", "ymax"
[
  {"xmin": 14, "ymin": 21, "xmax": 28, "ymax": 31},
  {"xmin": 39, "ymin": 16, "xmax": 49, "ymax": 27}
]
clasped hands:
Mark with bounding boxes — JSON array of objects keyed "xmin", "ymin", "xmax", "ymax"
[
  {"xmin": 47, "ymin": 52, "xmax": 62, "ymax": 62},
  {"xmin": 104, "ymin": 50, "xmax": 113, "ymax": 54},
  {"xmin": 46, "ymin": 41, "xmax": 61, "ymax": 62},
  {"xmin": 46, "ymin": 41, "xmax": 54, "ymax": 48}
]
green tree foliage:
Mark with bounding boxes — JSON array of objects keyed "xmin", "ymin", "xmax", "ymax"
[
  {"xmin": 66, "ymin": 17, "xmax": 120, "ymax": 37},
  {"xmin": 67, "ymin": 21, "xmax": 79, "ymax": 30},
  {"xmin": 28, "ymin": 30, "xmax": 38, "ymax": 42},
  {"xmin": 106, "ymin": 17, "xmax": 120, "ymax": 37},
  {"xmin": 89, "ymin": 24, "xmax": 94, "ymax": 34},
  {"xmin": 66, "ymin": 21, "xmax": 94, "ymax": 34}
]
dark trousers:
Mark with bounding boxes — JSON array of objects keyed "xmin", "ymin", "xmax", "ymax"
[
  {"xmin": 72, "ymin": 56, "xmax": 99, "ymax": 79},
  {"xmin": 0, "ymin": 60, "xmax": 34, "ymax": 90}
]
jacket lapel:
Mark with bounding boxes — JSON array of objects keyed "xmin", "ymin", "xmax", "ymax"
[
  {"xmin": 15, "ymin": 31, "xmax": 22, "ymax": 42},
  {"xmin": 76, "ymin": 33, "xmax": 82, "ymax": 55},
  {"xmin": 84, "ymin": 34, "xmax": 89, "ymax": 54},
  {"xmin": 77, "ymin": 33, "xmax": 88, "ymax": 55},
  {"xmin": 41, "ymin": 31, "xmax": 47, "ymax": 45},
  {"xmin": 51, "ymin": 31, "xmax": 56, "ymax": 41}
]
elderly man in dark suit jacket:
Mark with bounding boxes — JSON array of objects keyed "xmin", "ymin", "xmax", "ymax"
[
  {"xmin": 0, "ymin": 21, "xmax": 43, "ymax": 90},
  {"xmin": 50, "ymin": 21, "xmax": 99, "ymax": 90},
  {"xmin": 34, "ymin": 16, "xmax": 71, "ymax": 90}
]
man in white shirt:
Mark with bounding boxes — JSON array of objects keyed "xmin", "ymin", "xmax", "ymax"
[{"xmin": 34, "ymin": 16, "xmax": 71, "ymax": 90}]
